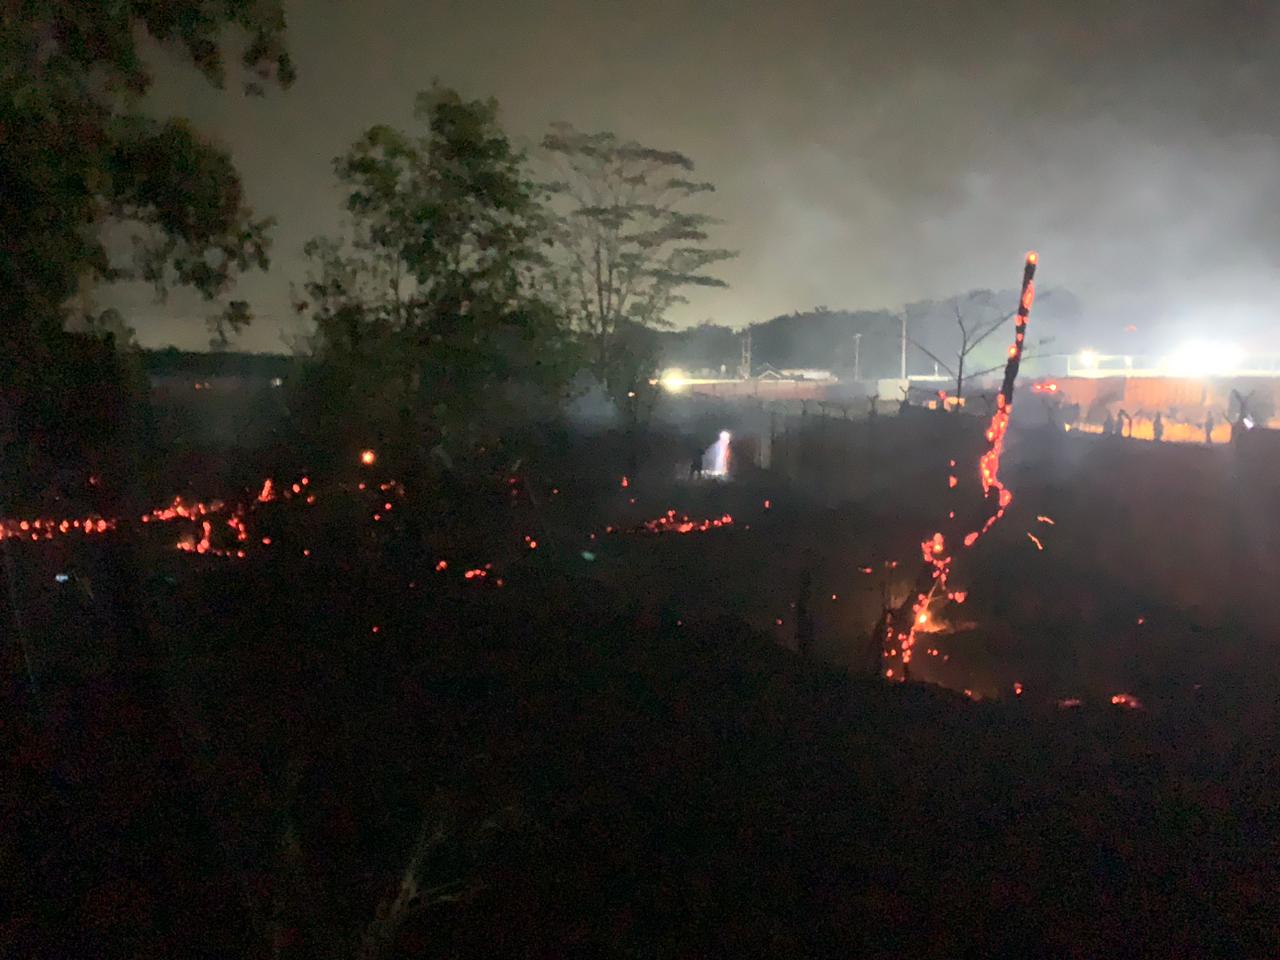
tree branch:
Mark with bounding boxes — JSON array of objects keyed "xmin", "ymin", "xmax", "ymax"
[{"xmin": 906, "ymin": 337, "xmax": 957, "ymax": 380}]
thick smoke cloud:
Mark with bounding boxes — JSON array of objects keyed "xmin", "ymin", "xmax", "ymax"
[{"xmin": 112, "ymin": 0, "xmax": 1280, "ymax": 356}]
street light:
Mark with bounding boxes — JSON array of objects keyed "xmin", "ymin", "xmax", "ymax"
[{"xmin": 660, "ymin": 368, "xmax": 688, "ymax": 392}]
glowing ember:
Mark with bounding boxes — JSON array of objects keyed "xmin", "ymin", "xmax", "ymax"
[
  {"xmin": 880, "ymin": 251, "xmax": 1038, "ymax": 680},
  {"xmin": 611, "ymin": 509, "xmax": 736, "ymax": 536},
  {"xmin": 1110, "ymin": 693, "xmax": 1143, "ymax": 709},
  {"xmin": 1026, "ymin": 532, "xmax": 1044, "ymax": 550},
  {"xmin": 1, "ymin": 515, "xmax": 117, "ymax": 542}
]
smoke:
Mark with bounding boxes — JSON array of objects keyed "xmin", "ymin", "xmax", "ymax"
[{"xmin": 108, "ymin": 0, "xmax": 1280, "ymax": 351}]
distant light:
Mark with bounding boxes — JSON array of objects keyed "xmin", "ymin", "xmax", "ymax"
[
  {"xmin": 1078, "ymin": 349, "xmax": 1099, "ymax": 369},
  {"xmin": 1026, "ymin": 251, "xmax": 1038, "ymax": 265},
  {"xmin": 1163, "ymin": 341, "xmax": 1245, "ymax": 377},
  {"xmin": 360, "ymin": 449, "xmax": 376, "ymax": 466},
  {"xmin": 581, "ymin": 551, "xmax": 596, "ymax": 562},
  {"xmin": 660, "ymin": 368, "xmax": 688, "ymax": 392},
  {"xmin": 55, "ymin": 573, "xmax": 70, "ymax": 583},
  {"xmin": 270, "ymin": 377, "xmax": 283, "ymax": 387}
]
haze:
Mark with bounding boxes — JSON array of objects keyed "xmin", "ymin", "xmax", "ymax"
[{"xmin": 119, "ymin": 0, "xmax": 1280, "ymax": 355}]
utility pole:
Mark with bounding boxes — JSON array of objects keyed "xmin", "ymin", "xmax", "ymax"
[
  {"xmin": 739, "ymin": 328, "xmax": 752, "ymax": 380},
  {"xmin": 899, "ymin": 312, "xmax": 907, "ymax": 381},
  {"xmin": 853, "ymin": 332, "xmax": 862, "ymax": 382}
]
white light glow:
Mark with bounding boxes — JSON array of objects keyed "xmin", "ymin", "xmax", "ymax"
[
  {"xmin": 1078, "ymin": 349, "xmax": 1099, "ymax": 369},
  {"xmin": 706, "ymin": 431, "xmax": 731, "ymax": 477},
  {"xmin": 1162, "ymin": 341, "xmax": 1245, "ymax": 377},
  {"xmin": 660, "ymin": 368, "xmax": 688, "ymax": 392}
]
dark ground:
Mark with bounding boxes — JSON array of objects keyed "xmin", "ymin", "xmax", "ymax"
[{"xmin": 4, "ymin": 429, "xmax": 1280, "ymax": 958}]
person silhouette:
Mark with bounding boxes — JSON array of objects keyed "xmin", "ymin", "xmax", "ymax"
[{"xmin": 688, "ymin": 440, "xmax": 704, "ymax": 480}]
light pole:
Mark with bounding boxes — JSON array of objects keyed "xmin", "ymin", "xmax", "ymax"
[
  {"xmin": 853, "ymin": 333, "xmax": 862, "ymax": 382},
  {"xmin": 899, "ymin": 312, "xmax": 907, "ymax": 381}
]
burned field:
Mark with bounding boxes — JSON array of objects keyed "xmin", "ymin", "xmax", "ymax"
[{"xmin": 5, "ymin": 401, "xmax": 1280, "ymax": 958}]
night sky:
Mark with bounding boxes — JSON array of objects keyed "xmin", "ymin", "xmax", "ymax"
[{"xmin": 118, "ymin": 0, "xmax": 1280, "ymax": 354}]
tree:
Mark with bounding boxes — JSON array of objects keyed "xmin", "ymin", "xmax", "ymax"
[
  {"xmin": 904, "ymin": 291, "xmax": 1053, "ymax": 403},
  {"xmin": 1, "ymin": 2, "xmax": 293, "ymax": 493},
  {"xmin": 541, "ymin": 124, "xmax": 735, "ymax": 398},
  {"xmin": 290, "ymin": 87, "xmax": 582, "ymax": 473},
  {"xmin": 1, "ymin": 2, "xmax": 293, "ymax": 346}
]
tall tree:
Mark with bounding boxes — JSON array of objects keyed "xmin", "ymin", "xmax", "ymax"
[
  {"xmin": 291, "ymin": 87, "xmax": 581, "ymax": 471},
  {"xmin": 541, "ymin": 124, "xmax": 735, "ymax": 396}
]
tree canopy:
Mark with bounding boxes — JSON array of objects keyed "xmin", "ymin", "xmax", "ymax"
[
  {"xmin": 0, "ymin": 0, "xmax": 293, "ymax": 354},
  {"xmin": 542, "ymin": 124, "xmax": 735, "ymax": 397},
  {"xmin": 290, "ymin": 87, "xmax": 581, "ymax": 470},
  {"xmin": 0, "ymin": 2, "xmax": 293, "ymax": 493}
]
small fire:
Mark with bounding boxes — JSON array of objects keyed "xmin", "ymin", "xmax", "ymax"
[
  {"xmin": 881, "ymin": 251, "xmax": 1038, "ymax": 680},
  {"xmin": 614, "ymin": 509, "xmax": 735, "ymax": 536},
  {"xmin": 360, "ymin": 449, "xmax": 377, "ymax": 466}
]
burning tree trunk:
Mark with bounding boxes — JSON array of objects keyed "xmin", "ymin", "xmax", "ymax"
[{"xmin": 876, "ymin": 252, "xmax": 1039, "ymax": 680}]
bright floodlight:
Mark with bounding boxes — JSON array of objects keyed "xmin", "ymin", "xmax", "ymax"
[
  {"xmin": 1077, "ymin": 349, "xmax": 1099, "ymax": 369},
  {"xmin": 360, "ymin": 448, "xmax": 377, "ymax": 466},
  {"xmin": 706, "ymin": 430, "xmax": 731, "ymax": 477},
  {"xmin": 1164, "ymin": 341, "xmax": 1245, "ymax": 377},
  {"xmin": 660, "ymin": 368, "xmax": 688, "ymax": 392}
]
